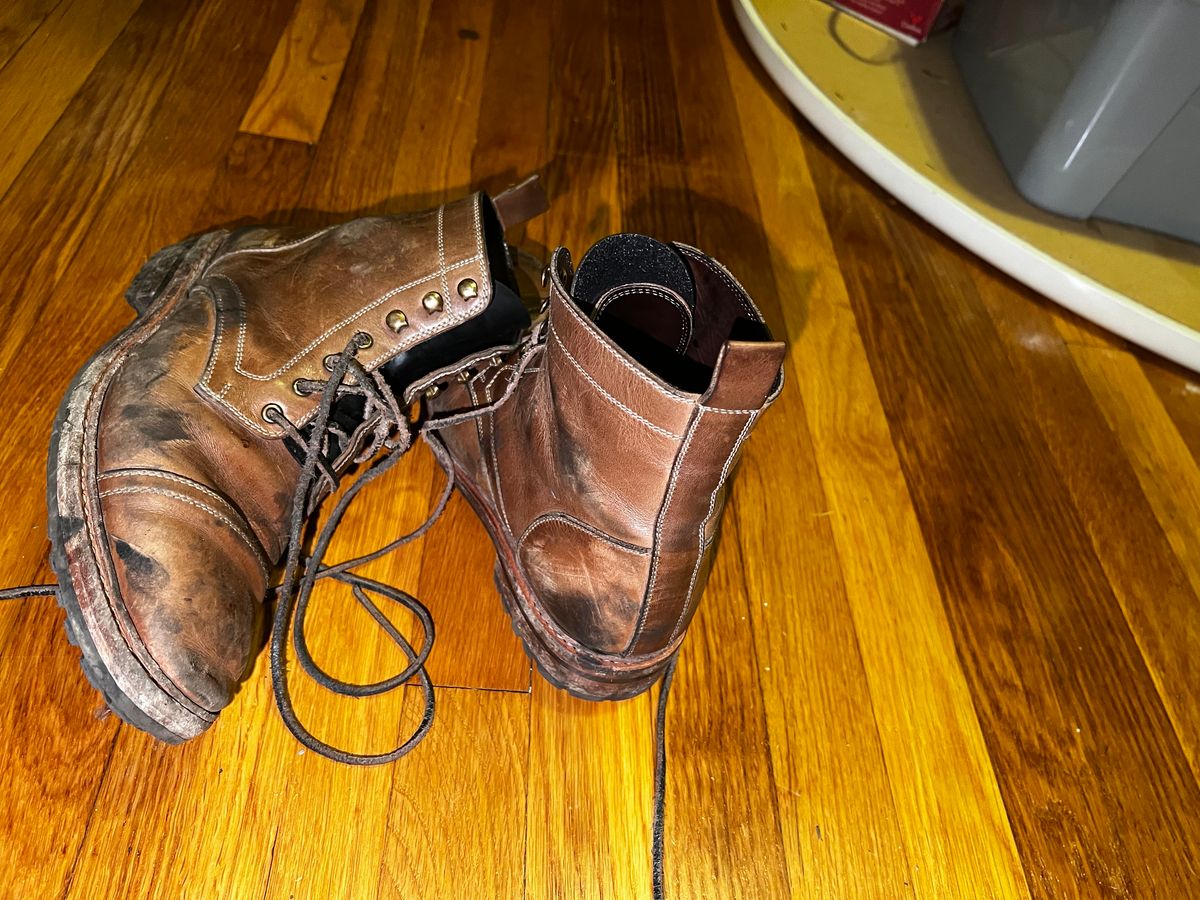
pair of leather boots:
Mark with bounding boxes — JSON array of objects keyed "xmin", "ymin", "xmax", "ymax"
[{"xmin": 28, "ymin": 181, "xmax": 784, "ymax": 754}]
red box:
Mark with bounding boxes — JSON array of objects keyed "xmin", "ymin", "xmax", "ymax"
[{"xmin": 825, "ymin": 0, "xmax": 962, "ymax": 45}]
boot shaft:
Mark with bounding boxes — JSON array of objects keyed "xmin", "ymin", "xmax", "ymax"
[{"xmin": 432, "ymin": 235, "xmax": 783, "ymax": 662}]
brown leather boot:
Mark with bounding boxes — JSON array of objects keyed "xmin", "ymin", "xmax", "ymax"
[
  {"xmin": 422, "ymin": 234, "xmax": 785, "ymax": 699},
  {"xmin": 43, "ymin": 185, "xmax": 540, "ymax": 745}
]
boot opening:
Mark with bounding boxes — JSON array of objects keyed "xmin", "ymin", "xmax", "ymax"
[{"xmin": 571, "ymin": 234, "xmax": 772, "ymax": 393}]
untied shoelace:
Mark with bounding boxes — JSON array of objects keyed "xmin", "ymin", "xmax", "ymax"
[{"xmin": 0, "ymin": 314, "xmax": 677, "ymax": 899}]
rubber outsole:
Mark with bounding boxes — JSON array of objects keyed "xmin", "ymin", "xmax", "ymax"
[{"xmin": 45, "ymin": 235, "xmax": 216, "ymax": 743}]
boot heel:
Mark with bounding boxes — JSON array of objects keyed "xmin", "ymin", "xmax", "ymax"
[
  {"xmin": 493, "ymin": 561, "xmax": 670, "ymax": 701},
  {"xmin": 123, "ymin": 235, "xmax": 203, "ymax": 316}
]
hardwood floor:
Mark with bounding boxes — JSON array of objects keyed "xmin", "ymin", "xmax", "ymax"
[{"xmin": 0, "ymin": 1, "xmax": 1197, "ymax": 897}]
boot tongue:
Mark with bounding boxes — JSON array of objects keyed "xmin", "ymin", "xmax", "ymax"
[{"xmin": 571, "ymin": 234, "xmax": 695, "ymax": 354}]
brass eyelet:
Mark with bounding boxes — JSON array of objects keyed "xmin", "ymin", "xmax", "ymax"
[
  {"xmin": 292, "ymin": 379, "xmax": 309, "ymax": 396},
  {"xmin": 422, "ymin": 291, "xmax": 444, "ymax": 313},
  {"xmin": 353, "ymin": 331, "xmax": 374, "ymax": 349},
  {"xmin": 456, "ymin": 369, "xmax": 473, "ymax": 383},
  {"xmin": 425, "ymin": 384, "xmax": 441, "ymax": 398},
  {"xmin": 323, "ymin": 353, "xmax": 339, "ymax": 371},
  {"xmin": 261, "ymin": 403, "xmax": 285, "ymax": 423},
  {"xmin": 385, "ymin": 309, "xmax": 408, "ymax": 332},
  {"xmin": 457, "ymin": 278, "xmax": 478, "ymax": 300}
]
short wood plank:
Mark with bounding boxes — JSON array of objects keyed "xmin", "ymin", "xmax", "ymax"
[
  {"xmin": 66, "ymin": 654, "xmax": 282, "ymax": 899},
  {"xmin": 526, "ymin": 676, "xmax": 656, "ymax": 898},
  {"xmin": 239, "ymin": 0, "xmax": 368, "ymax": 144},
  {"xmin": 0, "ymin": 0, "xmax": 141, "ymax": 201},
  {"xmin": 806, "ymin": 136, "xmax": 1200, "ymax": 895}
]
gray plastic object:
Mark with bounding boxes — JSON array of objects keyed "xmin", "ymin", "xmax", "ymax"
[{"xmin": 953, "ymin": 0, "xmax": 1200, "ymax": 244}]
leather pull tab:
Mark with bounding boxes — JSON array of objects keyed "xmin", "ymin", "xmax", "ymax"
[
  {"xmin": 492, "ymin": 174, "xmax": 549, "ymax": 230},
  {"xmin": 703, "ymin": 340, "xmax": 786, "ymax": 411}
]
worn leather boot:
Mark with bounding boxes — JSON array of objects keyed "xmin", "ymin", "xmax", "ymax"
[
  {"xmin": 422, "ymin": 234, "xmax": 785, "ymax": 698},
  {"xmin": 46, "ymin": 185, "xmax": 540, "ymax": 744}
]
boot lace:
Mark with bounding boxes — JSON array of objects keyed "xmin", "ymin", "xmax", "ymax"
[{"xmin": 1, "ymin": 311, "xmax": 678, "ymax": 897}]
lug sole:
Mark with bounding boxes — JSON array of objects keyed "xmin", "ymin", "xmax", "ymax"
[
  {"xmin": 47, "ymin": 233, "xmax": 225, "ymax": 742},
  {"xmin": 452, "ymin": 463, "xmax": 673, "ymax": 701}
]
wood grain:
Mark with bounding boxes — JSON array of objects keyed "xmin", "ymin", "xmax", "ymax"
[
  {"xmin": 1, "ymin": 1, "xmax": 1199, "ymax": 897},
  {"xmin": 378, "ymin": 688, "xmax": 529, "ymax": 898},
  {"xmin": 712, "ymin": 3, "xmax": 1030, "ymax": 896},
  {"xmin": 971, "ymin": 268, "xmax": 1200, "ymax": 782},
  {"xmin": 0, "ymin": 0, "xmax": 140, "ymax": 200},
  {"xmin": 240, "ymin": 0, "xmax": 368, "ymax": 144},
  {"xmin": 806, "ymin": 136, "xmax": 1200, "ymax": 895},
  {"xmin": 1141, "ymin": 359, "xmax": 1200, "ymax": 466},
  {"xmin": 0, "ymin": 0, "xmax": 62, "ymax": 72}
]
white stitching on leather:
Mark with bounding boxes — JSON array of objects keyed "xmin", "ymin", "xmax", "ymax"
[
  {"xmin": 475, "ymin": 379, "xmax": 513, "ymax": 536},
  {"xmin": 217, "ymin": 203, "xmax": 485, "ymax": 380},
  {"xmin": 700, "ymin": 404, "xmax": 761, "ymax": 415},
  {"xmin": 197, "ymin": 382, "xmax": 267, "ymax": 435},
  {"xmin": 437, "ymin": 204, "xmax": 450, "ymax": 299},
  {"xmin": 672, "ymin": 411, "xmax": 756, "ymax": 643},
  {"xmin": 198, "ymin": 198, "xmax": 490, "ymax": 437},
  {"xmin": 517, "ymin": 513, "xmax": 651, "ymax": 557},
  {"xmin": 99, "ymin": 469, "xmax": 243, "ymax": 520},
  {"xmin": 594, "ymin": 284, "xmax": 691, "ymax": 352},
  {"xmin": 97, "ymin": 486, "xmax": 269, "ymax": 579},
  {"xmin": 631, "ymin": 408, "xmax": 704, "ymax": 653},
  {"xmin": 550, "ymin": 325, "xmax": 683, "ymax": 440},
  {"xmin": 200, "ymin": 287, "xmax": 223, "ymax": 386},
  {"xmin": 552, "ymin": 283, "xmax": 694, "ymax": 404}
]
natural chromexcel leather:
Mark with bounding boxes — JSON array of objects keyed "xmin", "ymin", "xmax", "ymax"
[
  {"xmin": 52, "ymin": 190, "xmax": 529, "ymax": 741},
  {"xmin": 424, "ymin": 235, "xmax": 785, "ymax": 699}
]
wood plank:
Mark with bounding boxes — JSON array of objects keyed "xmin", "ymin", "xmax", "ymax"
[
  {"xmin": 0, "ymin": 0, "xmax": 62, "ymax": 71},
  {"xmin": 66, "ymin": 654, "xmax": 283, "ymax": 900},
  {"xmin": 199, "ymin": 132, "xmax": 316, "ymax": 229},
  {"xmin": 713, "ymin": 5, "xmax": 1030, "ymax": 897},
  {"xmin": 609, "ymin": 2, "xmax": 791, "ymax": 896},
  {"xmin": 0, "ymin": 0, "xmax": 140, "ymax": 201},
  {"xmin": 526, "ymin": 676, "xmax": 656, "ymax": 898},
  {"xmin": 806, "ymin": 134, "xmax": 1200, "ymax": 896},
  {"xmin": 291, "ymin": 0, "xmax": 432, "ymax": 221},
  {"xmin": 971, "ymin": 266, "xmax": 1200, "ymax": 781},
  {"xmin": 239, "ymin": 0, "xmax": 368, "ymax": 144},
  {"xmin": 0, "ymin": 602, "xmax": 118, "ymax": 899},
  {"xmin": 377, "ymin": 688, "xmax": 528, "ymax": 898}
]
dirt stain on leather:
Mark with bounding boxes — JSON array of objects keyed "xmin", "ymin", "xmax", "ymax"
[
  {"xmin": 120, "ymin": 403, "xmax": 190, "ymax": 443},
  {"xmin": 113, "ymin": 538, "xmax": 169, "ymax": 592}
]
